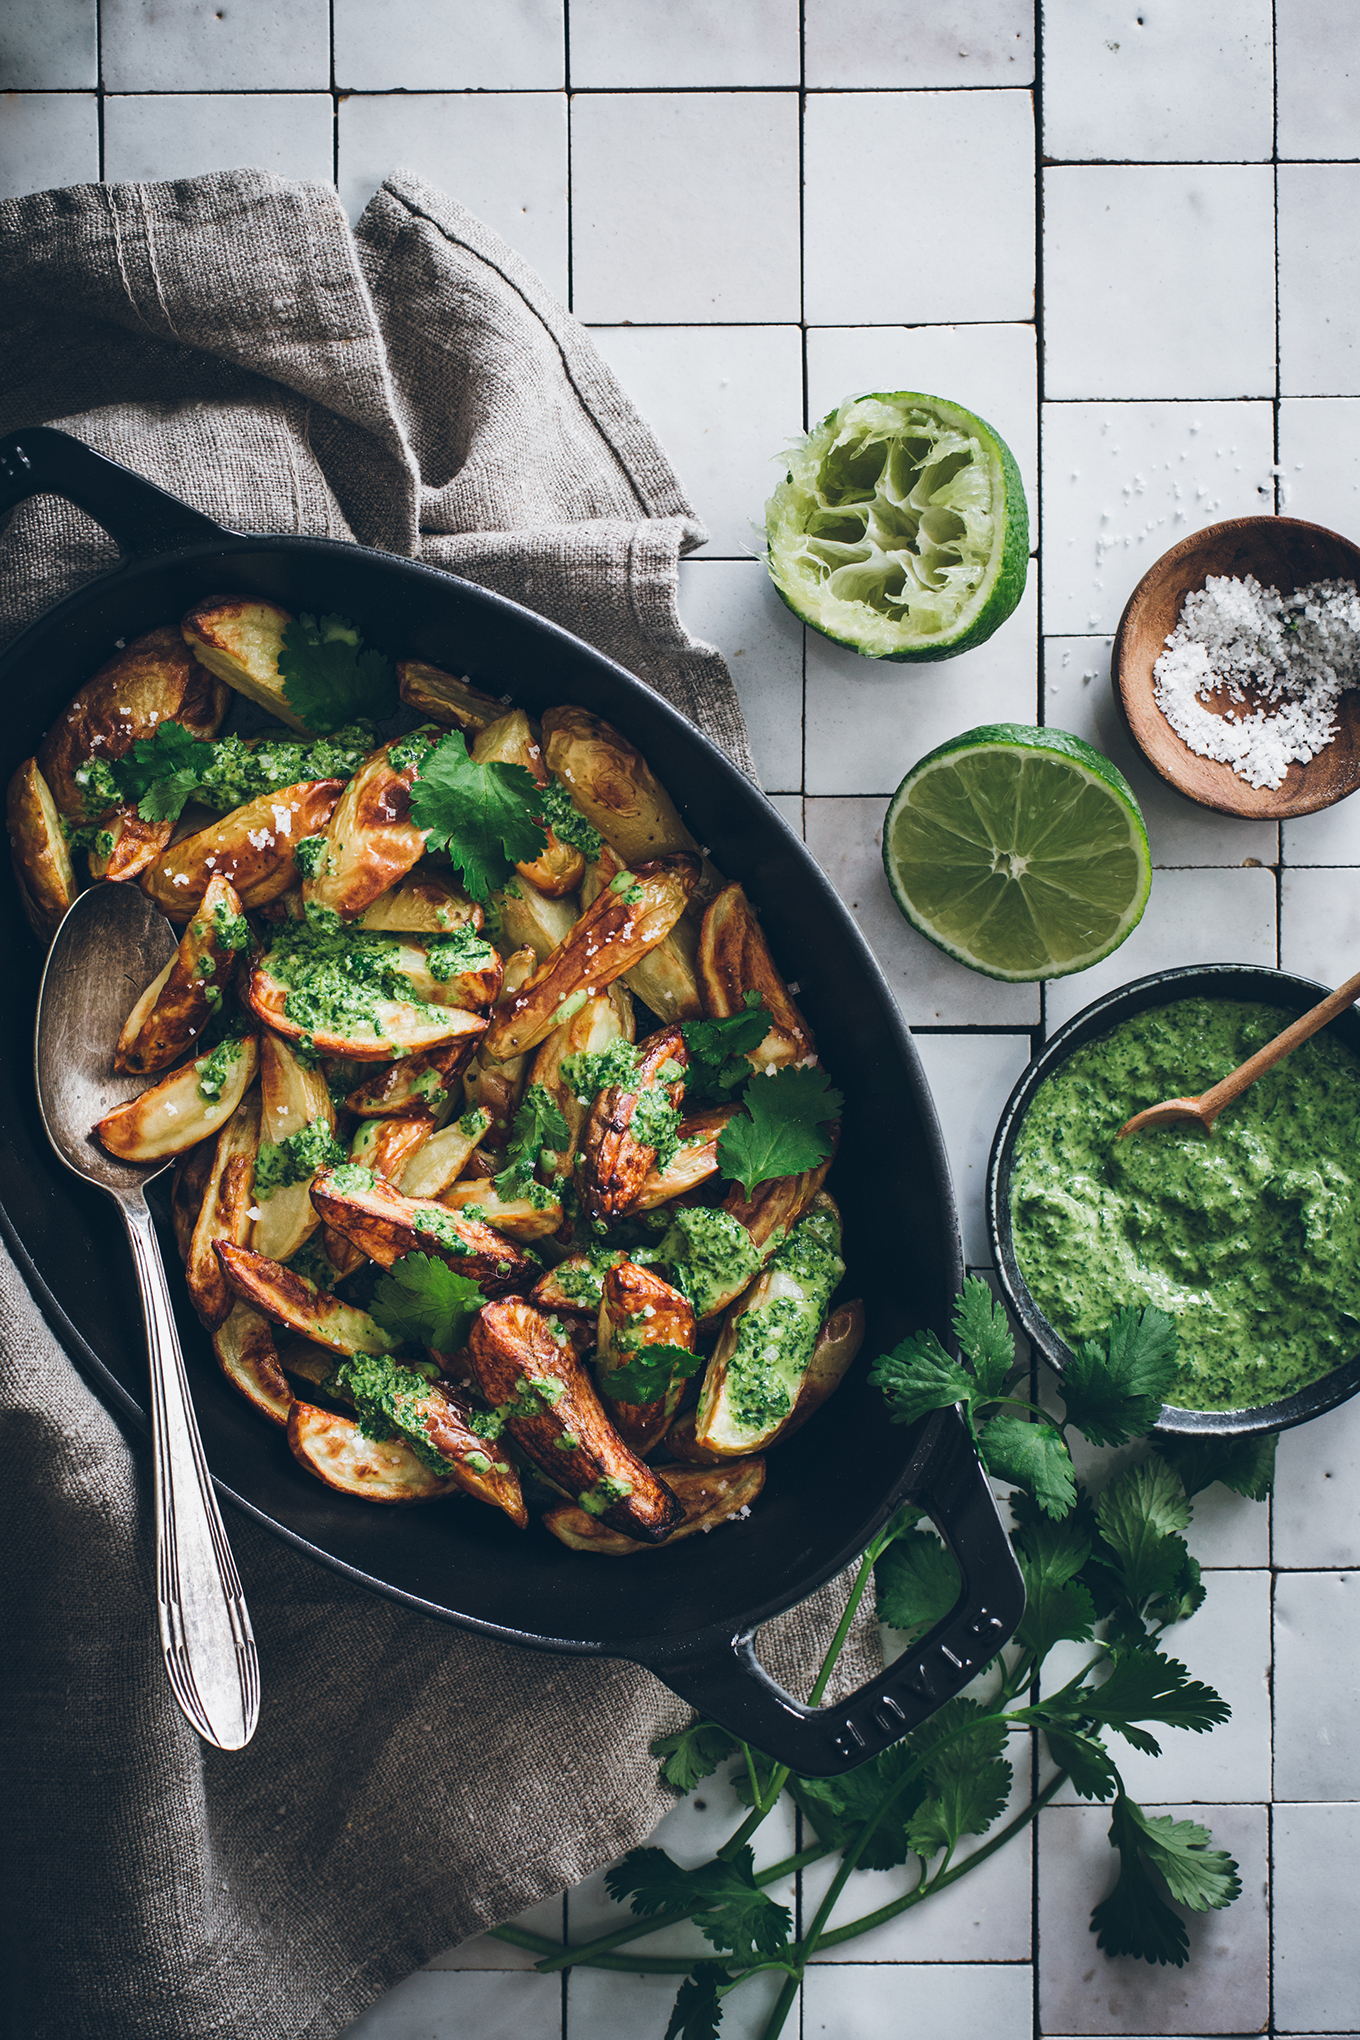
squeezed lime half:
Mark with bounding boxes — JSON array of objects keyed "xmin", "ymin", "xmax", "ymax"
[
  {"xmin": 764, "ymin": 391, "xmax": 1029, "ymax": 662},
  {"xmin": 882, "ymin": 725, "xmax": 1152, "ymax": 982}
]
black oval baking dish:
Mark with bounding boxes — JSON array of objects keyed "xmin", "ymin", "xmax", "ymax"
[
  {"xmin": 0, "ymin": 425, "xmax": 1024, "ymax": 1775},
  {"xmin": 987, "ymin": 962, "xmax": 1360, "ymax": 1440}
]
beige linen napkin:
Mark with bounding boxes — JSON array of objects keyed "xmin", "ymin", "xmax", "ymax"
[{"xmin": 0, "ymin": 170, "xmax": 876, "ymax": 2040}]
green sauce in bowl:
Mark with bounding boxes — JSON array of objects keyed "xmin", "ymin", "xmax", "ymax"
[{"xmin": 1009, "ymin": 997, "xmax": 1360, "ymax": 1411}]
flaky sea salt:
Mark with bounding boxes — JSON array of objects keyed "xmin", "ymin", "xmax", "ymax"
[{"xmin": 1153, "ymin": 572, "xmax": 1360, "ymax": 789}]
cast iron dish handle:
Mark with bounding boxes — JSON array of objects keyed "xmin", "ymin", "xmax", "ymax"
[
  {"xmin": 642, "ymin": 1409, "xmax": 1024, "ymax": 1778},
  {"xmin": 0, "ymin": 425, "xmax": 230, "ymax": 557}
]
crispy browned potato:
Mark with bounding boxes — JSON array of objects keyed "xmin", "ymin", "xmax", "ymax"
[
  {"xmin": 180, "ymin": 597, "xmax": 312, "ymax": 733},
  {"xmin": 213, "ymin": 1301, "xmax": 293, "ymax": 1427},
  {"xmin": 96, "ymin": 1034, "xmax": 259, "ymax": 1161},
  {"xmin": 288, "ymin": 1402, "xmax": 465, "ymax": 1502},
  {"xmin": 720, "ymin": 1143, "xmax": 837, "ymax": 1254},
  {"xmin": 698, "ymin": 882, "xmax": 814, "ymax": 1070},
  {"xmin": 342, "ymin": 1038, "xmax": 475, "ymax": 1118},
  {"xmin": 577, "ymin": 1026, "xmax": 688, "ymax": 1224},
  {"xmin": 656, "ymin": 1409, "xmax": 727, "ymax": 1467},
  {"xmin": 543, "ymin": 1458, "xmax": 765, "ymax": 1554},
  {"xmin": 463, "ymin": 946, "xmax": 538, "ymax": 1146},
  {"xmin": 303, "ymin": 737, "xmax": 431, "ymax": 922},
  {"xmin": 324, "ymin": 1111, "xmax": 438, "ymax": 1274},
  {"xmin": 397, "ymin": 659, "xmax": 503, "ymax": 731},
  {"xmin": 595, "ymin": 1259, "xmax": 696, "ymax": 1453},
  {"xmin": 441, "ymin": 1179, "xmax": 564, "ymax": 1242},
  {"xmin": 38, "ymin": 625, "xmax": 228, "ymax": 818},
  {"xmin": 472, "ymin": 710, "xmax": 585, "ymax": 898},
  {"xmin": 469, "ymin": 1299, "xmax": 681, "ymax": 1543},
  {"xmin": 171, "ymin": 1136, "xmax": 217, "ymax": 1263},
  {"xmin": 249, "ymin": 1033, "xmax": 336, "ymax": 1262},
  {"xmin": 309, "ymin": 1169, "xmax": 538, "ymax": 1293},
  {"xmin": 634, "ymin": 1107, "xmax": 734, "ymax": 1210},
  {"xmin": 141, "ymin": 778, "xmax": 345, "ymax": 920},
  {"xmin": 492, "ymin": 875, "xmax": 578, "ymax": 961},
  {"xmin": 6, "ymin": 758, "xmax": 78, "ymax": 939},
  {"xmin": 116, "ymin": 872, "xmax": 245, "ymax": 1074},
  {"xmin": 482, "ymin": 854, "xmax": 698, "ymax": 1062},
  {"xmin": 542, "ymin": 704, "xmax": 698, "ymax": 865},
  {"xmin": 359, "ymin": 868, "xmax": 482, "ymax": 934},
  {"xmin": 87, "ymin": 810, "xmax": 175, "ymax": 884},
  {"xmin": 247, "ymin": 952, "xmax": 487, "ymax": 1062},
  {"xmin": 528, "ymin": 982, "xmax": 634, "ymax": 1181},
  {"xmin": 186, "ymin": 1089, "xmax": 261, "ymax": 1328},
  {"xmin": 399, "ymin": 1106, "xmax": 490, "ymax": 1199},
  {"xmin": 581, "ymin": 844, "xmax": 703, "ymax": 1025},
  {"xmin": 215, "ymin": 1240, "xmax": 395, "ymax": 1361}
]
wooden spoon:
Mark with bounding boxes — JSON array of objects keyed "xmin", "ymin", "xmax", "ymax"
[{"xmin": 1117, "ymin": 966, "xmax": 1360, "ymax": 1139}]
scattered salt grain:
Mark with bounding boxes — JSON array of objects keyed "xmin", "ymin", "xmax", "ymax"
[{"xmin": 1153, "ymin": 572, "xmax": 1360, "ymax": 789}]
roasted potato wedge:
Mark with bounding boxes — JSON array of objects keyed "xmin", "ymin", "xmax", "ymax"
[
  {"xmin": 482, "ymin": 854, "xmax": 698, "ymax": 1062},
  {"xmin": 343, "ymin": 1038, "xmax": 477, "ymax": 1117},
  {"xmin": 247, "ymin": 951, "xmax": 487, "ymax": 1062},
  {"xmin": 468, "ymin": 1299, "xmax": 682, "ymax": 1543},
  {"xmin": 492, "ymin": 876, "xmax": 579, "ymax": 961},
  {"xmin": 577, "ymin": 1026, "xmax": 688, "ymax": 1224},
  {"xmin": 543, "ymin": 1458, "xmax": 765, "ymax": 1554},
  {"xmin": 634, "ymin": 1106, "xmax": 734, "ymax": 1210},
  {"xmin": 463, "ymin": 946, "xmax": 538, "ymax": 1145},
  {"xmin": 397, "ymin": 936, "xmax": 503, "ymax": 1014},
  {"xmin": 181, "ymin": 597, "xmax": 312, "ymax": 734},
  {"xmin": 595, "ymin": 1259, "xmax": 696, "ymax": 1453},
  {"xmin": 694, "ymin": 1195, "xmax": 845, "ymax": 1456},
  {"xmin": 397, "ymin": 659, "xmax": 503, "ymax": 731},
  {"xmin": 441, "ymin": 1179, "xmax": 564, "ymax": 1242},
  {"xmin": 212, "ymin": 1301, "xmax": 293, "ymax": 1426},
  {"xmin": 531, "ymin": 1250, "xmax": 623, "ymax": 1322},
  {"xmin": 699, "ymin": 882, "xmax": 814, "ymax": 1070},
  {"xmin": 581, "ymin": 844, "xmax": 703, "ymax": 1025},
  {"xmin": 186, "ymin": 1089, "xmax": 261, "ymax": 1328},
  {"xmin": 215, "ymin": 1241, "xmax": 392, "ymax": 1357},
  {"xmin": 399, "ymin": 1107, "xmax": 490, "ymax": 1199},
  {"xmin": 303, "ymin": 736, "xmax": 431, "ymax": 922},
  {"xmin": 528, "ymin": 981, "xmax": 634, "ymax": 1181},
  {"xmin": 720, "ymin": 1141, "xmax": 837, "ymax": 1257},
  {"xmin": 309, "ymin": 1169, "xmax": 538, "ymax": 1293},
  {"xmin": 116, "ymin": 872, "xmax": 246, "ymax": 1073},
  {"xmin": 542, "ymin": 704, "xmax": 698, "ymax": 865},
  {"xmin": 38, "ymin": 624, "xmax": 228, "ymax": 818},
  {"xmin": 87, "ymin": 810, "xmax": 174, "ymax": 885},
  {"xmin": 325, "ymin": 1112, "xmax": 438, "ymax": 1274},
  {"xmin": 7, "ymin": 757, "xmax": 78, "ymax": 938},
  {"xmin": 777, "ymin": 1298, "xmax": 865, "ymax": 1442},
  {"xmin": 358, "ymin": 867, "xmax": 482, "ymax": 934},
  {"xmin": 142, "ymin": 778, "xmax": 345, "ymax": 920},
  {"xmin": 288, "ymin": 1402, "xmax": 464, "ymax": 1502},
  {"xmin": 472, "ymin": 710, "xmax": 585, "ymax": 897},
  {"xmin": 171, "ymin": 1136, "xmax": 217, "ymax": 1263},
  {"xmin": 96, "ymin": 1034, "xmax": 259, "ymax": 1162},
  {"xmin": 250, "ymin": 1032, "xmax": 337, "ymax": 1262}
]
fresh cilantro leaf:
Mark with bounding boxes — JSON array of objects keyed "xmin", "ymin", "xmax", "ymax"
[
  {"xmin": 1093, "ymin": 1456, "xmax": 1193, "ymax": 1611},
  {"xmin": 1015, "ymin": 1514, "xmax": 1097, "ymax": 1661},
  {"xmin": 904, "ymin": 1699, "xmax": 1012, "ymax": 1859},
  {"xmin": 790, "ymin": 1740, "xmax": 929, "ymax": 1870},
  {"xmin": 1091, "ymin": 1793, "xmax": 1240, "ymax": 1966},
  {"xmin": 869, "ymin": 1330, "xmax": 972, "ymax": 1428},
  {"xmin": 1044, "ymin": 1724, "xmax": 1121, "ymax": 1801},
  {"xmin": 605, "ymin": 1847, "xmax": 791, "ymax": 1967},
  {"xmin": 715, "ymin": 1064, "xmax": 843, "ymax": 1197},
  {"xmin": 875, "ymin": 1528, "xmax": 961, "ymax": 1640},
  {"xmin": 1062, "ymin": 1305, "xmax": 1179, "ymax": 1447},
  {"xmin": 979, "ymin": 1413, "xmax": 1076, "ymax": 1519},
  {"xmin": 1158, "ymin": 1431, "xmax": 1277, "ymax": 1501},
  {"xmin": 681, "ymin": 1001, "xmax": 771, "ymax": 1105},
  {"xmin": 952, "ymin": 1276, "xmax": 1015, "ymax": 1399},
  {"xmin": 1080, "ymin": 1647, "xmax": 1232, "ymax": 1754},
  {"xmin": 651, "ymin": 1721, "xmax": 739, "ymax": 1793},
  {"xmin": 108, "ymin": 721, "xmax": 214, "ymax": 824},
  {"xmin": 494, "ymin": 1084, "xmax": 570, "ymax": 1205},
  {"xmin": 409, "ymin": 729, "xmax": 548, "ymax": 901},
  {"xmin": 664, "ymin": 1966, "xmax": 729, "ymax": 2040},
  {"xmin": 278, "ymin": 612, "xmax": 398, "ymax": 733},
  {"xmin": 607, "ymin": 1342, "xmax": 705, "ymax": 1405},
  {"xmin": 369, "ymin": 1252, "xmax": 486, "ymax": 1353}
]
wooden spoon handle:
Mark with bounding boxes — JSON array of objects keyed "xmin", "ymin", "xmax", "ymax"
[{"xmin": 1198, "ymin": 965, "xmax": 1360, "ymax": 1121}]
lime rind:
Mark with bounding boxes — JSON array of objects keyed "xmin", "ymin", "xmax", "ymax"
[
  {"xmin": 764, "ymin": 392, "xmax": 1029, "ymax": 663},
  {"xmin": 882, "ymin": 725, "xmax": 1153, "ymax": 983}
]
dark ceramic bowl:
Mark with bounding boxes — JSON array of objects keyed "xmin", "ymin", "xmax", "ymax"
[{"xmin": 986, "ymin": 963, "xmax": 1360, "ymax": 1439}]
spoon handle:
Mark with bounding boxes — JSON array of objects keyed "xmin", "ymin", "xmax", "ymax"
[
  {"xmin": 1198, "ymin": 964, "xmax": 1360, "ymax": 1121},
  {"xmin": 122, "ymin": 1196, "xmax": 259, "ymax": 1750}
]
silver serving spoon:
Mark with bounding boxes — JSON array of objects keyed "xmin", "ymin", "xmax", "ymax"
[{"xmin": 35, "ymin": 884, "xmax": 259, "ymax": 1750}]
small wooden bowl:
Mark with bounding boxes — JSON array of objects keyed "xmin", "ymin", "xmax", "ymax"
[{"xmin": 1112, "ymin": 515, "xmax": 1360, "ymax": 820}]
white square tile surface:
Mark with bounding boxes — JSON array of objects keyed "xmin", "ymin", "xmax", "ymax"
[
  {"xmin": 12, "ymin": 6, "xmax": 1360, "ymax": 2037},
  {"xmin": 1043, "ymin": 167, "xmax": 1276, "ymax": 400}
]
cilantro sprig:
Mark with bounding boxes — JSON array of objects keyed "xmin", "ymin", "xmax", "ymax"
[
  {"xmin": 278, "ymin": 612, "xmax": 398, "ymax": 733},
  {"xmin": 681, "ymin": 994, "xmax": 770, "ymax": 1104},
  {"xmin": 409, "ymin": 729, "xmax": 549, "ymax": 901},
  {"xmin": 369, "ymin": 1251, "xmax": 486, "ymax": 1353},
  {"xmin": 715, "ymin": 1063, "xmax": 843, "ymax": 1198},
  {"xmin": 494, "ymin": 1085, "xmax": 570, "ymax": 1208},
  {"xmin": 605, "ymin": 1341, "xmax": 705, "ymax": 1405}
]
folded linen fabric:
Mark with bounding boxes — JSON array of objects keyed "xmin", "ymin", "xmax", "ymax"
[{"xmin": 0, "ymin": 169, "xmax": 875, "ymax": 2040}]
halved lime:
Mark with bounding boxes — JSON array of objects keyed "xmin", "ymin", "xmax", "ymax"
[
  {"xmin": 883, "ymin": 726, "xmax": 1152, "ymax": 982},
  {"xmin": 764, "ymin": 391, "xmax": 1028, "ymax": 661}
]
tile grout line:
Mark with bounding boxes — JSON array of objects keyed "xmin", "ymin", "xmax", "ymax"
[{"xmin": 94, "ymin": 0, "xmax": 105, "ymax": 179}]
